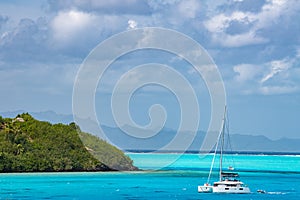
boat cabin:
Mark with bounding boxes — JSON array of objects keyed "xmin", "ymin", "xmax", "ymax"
[
  {"xmin": 221, "ymin": 172, "xmax": 240, "ymax": 182},
  {"xmin": 213, "ymin": 172, "xmax": 245, "ymax": 188}
]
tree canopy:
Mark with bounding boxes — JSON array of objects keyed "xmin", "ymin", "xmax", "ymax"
[{"xmin": 0, "ymin": 113, "xmax": 137, "ymax": 172}]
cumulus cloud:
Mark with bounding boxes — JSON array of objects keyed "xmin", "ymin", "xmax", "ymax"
[
  {"xmin": 147, "ymin": 0, "xmax": 205, "ymax": 30},
  {"xmin": 232, "ymin": 55, "xmax": 299, "ymax": 95},
  {"xmin": 49, "ymin": 9, "xmax": 130, "ymax": 55},
  {"xmin": 233, "ymin": 64, "xmax": 262, "ymax": 82},
  {"xmin": 213, "ymin": 31, "xmax": 268, "ymax": 47},
  {"xmin": 47, "ymin": 0, "xmax": 151, "ymax": 15},
  {"xmin": 204, "ymin": 11, "xmax": 268, "ymax": 47},
  {"xmin": 261, "ymin": 58, "xmax": 291, "ymax": 83},
  {"xmin": 177, "ymin": 0, "xmax": 201, "ymax": 19},
  {"xmin": 0, "ymin": 0, "xmax": 299, "ymax": 103},
  {"xmin": 50, "ymin": 10, "xmax": 97, "ymax": 44},
  {"xmin": 127, "ymin": 19, "xmax": 138, "ymax": 29},
  {"xmin": 2, "ymin": 0, "xmax": 299, "ymax": 62},
  {"xmin": 0, "ymin": 17, "xmax": 49, "ymax": 62},
  {"xmin": 204, "ymin": 0, "xmax": 300, "ymax": 47},
  {"xmin": 205, "ymin": 11, "xmax": 255, "ymax": 33}
]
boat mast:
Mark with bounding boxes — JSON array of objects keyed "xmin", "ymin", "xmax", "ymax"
[{"xmin": 219, "ymin": 106, "xmax": 227, "ymax": 181}]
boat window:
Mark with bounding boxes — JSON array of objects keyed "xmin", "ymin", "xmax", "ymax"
[
  {"xmin": 225, "ymin": 188, "xmax": 229, "ymax": 190},
  {"xmin": 226, "ymin": 184, "xmax": 237, "ymax": 187},
  {"xmin": 239, "ymin": 188, "xmax": 243, "ymax": 190}
]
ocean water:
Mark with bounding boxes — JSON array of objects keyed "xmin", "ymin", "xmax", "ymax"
[{"xmin": 0, "ymin": 153, "xmax": 299, "ymax": 199}]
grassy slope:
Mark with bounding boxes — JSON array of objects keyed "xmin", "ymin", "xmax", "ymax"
[{"xmin": 79, "ymin": 132, "xmax": 138, "ymax": 171}]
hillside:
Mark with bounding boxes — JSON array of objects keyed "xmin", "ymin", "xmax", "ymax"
[
  {"xmin": 0, "ymin": 114, "xmax": 137, "ymax": 172},
  {"xmin": 79, "ymin": 131, "xmax": 137, "ymax": 170}
]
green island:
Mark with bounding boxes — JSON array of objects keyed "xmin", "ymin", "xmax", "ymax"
[{"xmin": 0, "ymin": 113, "xmax": 137, "ymax": 172}]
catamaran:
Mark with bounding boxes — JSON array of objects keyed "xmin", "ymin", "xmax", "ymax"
[{"xmin": 198, "ymin": 106, "xmax": 251, "ymax": 194}]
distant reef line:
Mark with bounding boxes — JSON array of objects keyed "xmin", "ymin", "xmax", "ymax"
[{"xmin": 125, "ymin": 150, "xmax": 300, "ymax": 155}]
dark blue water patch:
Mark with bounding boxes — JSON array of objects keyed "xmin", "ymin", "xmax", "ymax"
[
  {"xmin": 121, "ymin": 193, "xmax": 147, "ymax": 200},
  {"xmin": 130, "ymin": 186, "xmax": 146, "ymax": 189},
  {"xmin": 125, "ymin": 197, "xmax": 145, "ymax": 200},
  {"xmin": 154, "ymin": 190, "xmax": 167, "ymax": 193},
  {"xmin": 13, "ymin": 195, "xmax": 33, "ymax": 199},
  {"xmin": 48, "ymin": 194, "xmax": 72, "ymax": 198}
]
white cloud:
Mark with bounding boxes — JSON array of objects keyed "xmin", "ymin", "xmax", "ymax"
[
  {"xmin": 0, "ymin": 17, "xmax": 50, "ymax": 62},
  {"xmin": 49, "ymin": 9, "xmax": 130, "ymax": 52},
  {"xmin": 232, "ymin": 56, "xmax": 299, "ymax": 95},
  {"xmin": 51, "ymin": 10, "xmax": 97, "ymax": 44},
  {"xmin": 261, "ymin": 58, "xmax": 291, "ymax": 83},
  {"xmin": 204, "ymin": 0, "xmax": 300, "ymax": 47},
  {"xmin": 214, "ymin": 31, "xmax": 268, "ymax": 47},
  {"xmin": 204, "ymin": 11, "xmax": 268, "ymax": 47},
  {"xmin": 47, "ymin": 0, "xmax": 151, "ymax": 15},
  {"xmin": 259, "ymin": 86, "xmax": 298, "ymax": 95},
  {"xmin": 204, "ymin": 11, "xmax": 255, "ymax": 33},
  {"xmin": 127, "ymin": 19, "xmax": 137, "ymax": 29},
  {"xmin": 177, "ymin": 0, "xmax": 201, "ymax": 19},
  {"xmin": 233, "ymin": 64, "xmax": 262, "ymax": 82},
  {"xmin": 256, "ymin": 0, "xmax": 294, "ymax": 30},
  {"xmin": 146, "ymin": 0, "xmax": 206, "ymax": 29}
]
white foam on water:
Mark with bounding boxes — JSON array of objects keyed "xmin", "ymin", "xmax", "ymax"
[{"xmin": 267, "ymin": 191, "xmax": 287, "ymax": 195}]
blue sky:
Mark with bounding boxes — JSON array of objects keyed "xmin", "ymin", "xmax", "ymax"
[{"xmin": 0, "ymin": 0, "xmax": 299, "ymax": 139}]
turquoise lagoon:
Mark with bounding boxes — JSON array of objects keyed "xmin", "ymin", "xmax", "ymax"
[{"xmin": 0, "ymin": 153, "xmax": 299, "ymax": 199}]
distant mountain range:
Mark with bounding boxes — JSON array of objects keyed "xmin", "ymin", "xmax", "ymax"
[
  {"xmin": 101, "ymin": 126, "xmax": 300, "ymax": 153},
  {"xmin": 1, "ymin": 110, "xmax": 300, "ymax": 153}
]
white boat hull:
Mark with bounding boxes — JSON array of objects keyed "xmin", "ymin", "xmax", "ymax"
[
  {"xmin": 198, "ymin": 185, "xmax": 213, "ymax": 193},
  {"xmin": 212, "ymin": 185, "xmax": 250, "ymax": 194},
  {"xmin": 198, "ymin": 183, "xmax": 251, "ymax": 194}
]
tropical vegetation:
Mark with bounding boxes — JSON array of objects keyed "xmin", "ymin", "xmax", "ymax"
[{"xmin": 0, "ymin": 114, "xmax": 137, "ymax": 172}]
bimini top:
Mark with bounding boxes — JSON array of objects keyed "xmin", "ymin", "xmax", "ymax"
[
  {"xmin": 221, "ymin": 172, "xmax": 239, "ymax": 177},
  {"xmin": 213, "ymin": 180, "xmax": 245, "ymax": 186},
  {"xmin": 221, "ymin": 172, "xmax": 240, "ymax": 182}
]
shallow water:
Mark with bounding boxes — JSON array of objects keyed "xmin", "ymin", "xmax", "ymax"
[{"xmin": 0, "ymin": 153, "xmax": 299, "ymax": 199}]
